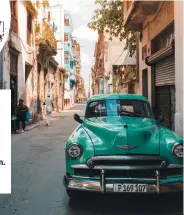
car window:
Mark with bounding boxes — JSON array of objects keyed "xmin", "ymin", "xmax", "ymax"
[
  {"xmin": 86, "ymin": 99, "xmax": 153, "ymax": 119},
  {"xmin": 119, "ymin": 105, "xmax": 134, "ymax": 112},
  {"xmin": 86, "ymin": 100, "xmax": 107, "ymax": 118}
]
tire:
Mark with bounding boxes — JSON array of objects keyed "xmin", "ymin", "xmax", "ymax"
[{"xmin": 66, "ymin": 189, "xmax": 82, "ymax": 199}]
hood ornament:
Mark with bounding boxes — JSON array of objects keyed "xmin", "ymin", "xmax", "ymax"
[{"xmin": 116, "ymin": 145, "xmax": 137, "ymax": 150}]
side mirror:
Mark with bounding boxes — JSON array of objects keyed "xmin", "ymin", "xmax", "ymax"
[
  {"xmin": 156, "ymin": 114, "xmax": 164, "ymax": 124},
  {"xmin": 74, "ymin": 114, "xmax": 83, "ymax": 124}
]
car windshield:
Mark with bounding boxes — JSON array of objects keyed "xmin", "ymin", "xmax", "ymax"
[{"xmin": 85, "ymin": 99, "xmax": 153, "ymax": 119}]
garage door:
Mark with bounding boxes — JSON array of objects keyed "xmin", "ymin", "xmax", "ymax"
[
  {"xmin": 155, "ymin": 55, "xmax": 175, "ymax": 130},
  {"xmin": 155, "ymin": 55, "xmax": 175, "ymax": 86}
]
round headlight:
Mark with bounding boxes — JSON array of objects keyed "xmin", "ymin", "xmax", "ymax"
[
  {"xmin": 172, "ymin": 143, "xmax": 183, "ymax": 158},
  {"xmin": 67, "ymin": 144, "xmax": 82, "ymax": 159}
]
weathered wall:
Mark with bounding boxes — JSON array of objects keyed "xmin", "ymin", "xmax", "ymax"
[
  {"xmin": 3, "ymin": 0, "xmax": 36, "ymax": 117},
  {"xmin": 174, "ymin": 1, "xmax": 183, "ymax": 137},
  {"xmin": 139, "ymin": 1, "xmax": 174, "ymax": 104},
  {"xmin": 2, "ymin": 42, "xmax": 11, "ymax": 90}
]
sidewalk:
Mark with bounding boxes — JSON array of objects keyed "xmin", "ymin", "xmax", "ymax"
[
  {"xmin": 25, "ymin": 103, "xmax": 77, "ymax": 132},
  {"xmin": 11, "ymin": 104, "xmax": 77, "ymax": 136}
]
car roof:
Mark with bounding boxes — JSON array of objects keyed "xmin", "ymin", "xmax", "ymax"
[{"xmin": 87, "ymin": 94, "xmax": 149, "ymax": 103}]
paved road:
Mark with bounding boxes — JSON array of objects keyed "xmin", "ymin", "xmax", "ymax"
[{"xmin": 0, "ymin": 104, "xmax": 183, "ymax": 215}]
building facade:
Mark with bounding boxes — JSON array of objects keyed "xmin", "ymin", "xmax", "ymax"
[
  {"xmin": 103, "ymin": 34, "xmax": 136, "ymax": 94},
  {"xmin": 123, "ymin": 1, "xmax": 183, "ymax": 136},
  {"xmin": 93, "ymin": 33, "xmax": 136, "ymax": 95},
  {"xmin": 34, "ymin": 0, "xmax": 59, "ymax": 120},
  {"xmin": 0, "ymin": 0, "xmax": 85, "ymax": 129},
  {"xmin": 93, "ymin": 34, "xmax": 104, "ymax": 95},
  {"xmin": 0, "ymin": 0, "xmax": 68, "ymax": 126},
  {"xmin": 73, "ymin": 40, "xmax": 83, "ymax": 103},
  {"xmin": 49, "ymin": 4, "xmax": 66, "ymax": 112},
  {"xmin": 63, "ymin": 11, "xmax": 76, "ymax": 108},
  {"xmin": 2, "ymin": 1, "xmax": 38, "ymax": 122}
]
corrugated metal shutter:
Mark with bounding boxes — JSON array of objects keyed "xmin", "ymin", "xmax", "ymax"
[{"xmin": 155, "ymin": 55, "xmax": 175, "ymax": 86}]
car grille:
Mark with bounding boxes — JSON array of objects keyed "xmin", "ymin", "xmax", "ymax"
[
  {"xmin": 74, "ymin": 168, "xmax": 183, "ymax": 179},
  {"xmin": 86, "ymin": 155, "xmax": 166, "ymax": 167},
  {"xmin": 72, "ymin": 155, "xmax": 183, "ymax": 179},
  {"xmin": 93, "ymin": 159, "xmax": 162, "ymax": 166}
]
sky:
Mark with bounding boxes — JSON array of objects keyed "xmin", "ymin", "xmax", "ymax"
[{"xmin": 50, "ymin": 0, "xmax": 98, "ymax": 87}]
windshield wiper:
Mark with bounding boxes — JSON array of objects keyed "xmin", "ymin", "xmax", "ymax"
[{"xmin": 119, "ymin": 110, "xmax": 142, "ymax": 117}]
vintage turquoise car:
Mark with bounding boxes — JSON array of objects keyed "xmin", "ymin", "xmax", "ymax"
[{"xmin": 63, "ymin": 94, "xmax": 183, "ymax": 199}]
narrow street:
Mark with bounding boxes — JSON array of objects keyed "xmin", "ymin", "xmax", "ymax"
[{"xmin": 0, "ymin": 103, "xmax": 182, "ymax": 215}]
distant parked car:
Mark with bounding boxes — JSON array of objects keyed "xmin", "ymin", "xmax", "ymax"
[{"xmin": 63, "ymin": 94, "xmax": 183, "ymax": 199}]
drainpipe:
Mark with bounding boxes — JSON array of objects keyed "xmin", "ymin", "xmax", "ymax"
[
  {"xmin": 136, "ymin": 33, "xmax": 139, "ymax": 94},
  {"xmin": 0, "ymin": 49, "xmax": 3, "ymax": 89}
]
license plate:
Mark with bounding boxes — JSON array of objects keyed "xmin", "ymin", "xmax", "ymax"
[{"xmin": 114, "ymin": 184, "xmax": 147, "ymax": 193}]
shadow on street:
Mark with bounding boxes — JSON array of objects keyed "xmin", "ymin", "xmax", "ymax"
[{"xmin": 67, "ymin": 192, "xmax": 183, "ymax": 215}]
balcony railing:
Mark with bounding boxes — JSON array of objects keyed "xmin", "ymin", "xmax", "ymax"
[
  {"xmin": 10, "ymin": 14, "xmax": 18, "ymax": 34},
  {"xmin": 123, "ymin": 0, "xmax": 136, "ymax": 26},
  {"xmin": 36, "ymin": 20, "xmax": 57, "ymax": 52},
  {"xmin": 43, "ymin": 21, "xmax": 57, "ymax": 50},
  {"xmin": 123, "ymin": 1, "xmax": 161, "ymax": 29}
]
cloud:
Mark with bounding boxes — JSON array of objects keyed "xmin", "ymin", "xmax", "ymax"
[
  {"xmin": 49, "ymin": 0, "xmax": 95, "ymax": 15},
  {"xmin": 81, "ymin": 15, "xmax": 91, "ymax": 22},
  {"xmin": 73, "ymin": 25, "xmax": 98, "ymax": 42},
  {"xmin": 81, "ymin": 52, "xmax": 91, "ymax": 67},
  {"xmin": 76, "ymin": 0, "xmax": 95, "ymax": 7}
]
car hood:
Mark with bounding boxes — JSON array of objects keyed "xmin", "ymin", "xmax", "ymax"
[{"xmin": 83, "ymin": 116, "xmax": 160, "ymax": 155}]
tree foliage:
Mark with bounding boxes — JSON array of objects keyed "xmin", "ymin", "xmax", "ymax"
[{"xmin": 88, "ymin": 0, "xmax": 136, "ymax": 57}]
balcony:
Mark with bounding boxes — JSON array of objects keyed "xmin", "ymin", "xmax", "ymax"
[
  {"xmin": 64, "ymin": 44, "xmax": 73, "ymax": 58},
  {"xmin": 10, "ymin": 14, "xmax": 18, "ymax": 34},
  {"xmin": 123, "ymin": 1, "xmax": 161, "ymax": 31},
  {"xmin": 26, "ymin": 1, "xmax": 38, "ymax": 17},
  {"xmin": 36, "ymin": 20, "xmax": 57, "ymax": 55}
]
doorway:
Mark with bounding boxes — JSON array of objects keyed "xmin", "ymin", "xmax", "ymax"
[
  {"xmin": 10, "ymin": 51, "xmax": 18, "ymax": 103},
  {"xmin": 155, "ymin": 85, "xmax": 175, "ymax": 130},
  {"xmin": 142, "ymin": 69, "xmax": 148, "ymax": 99}
]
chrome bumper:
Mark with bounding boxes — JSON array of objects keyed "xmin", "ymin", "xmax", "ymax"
[{"xmin": 64, "ymin": 171, "xmax": 183, "ymax": 194}]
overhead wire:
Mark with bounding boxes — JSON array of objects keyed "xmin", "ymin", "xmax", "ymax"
[{"xmin": 112, "ymin": 49, "xmax": 126, "ymax": 65}]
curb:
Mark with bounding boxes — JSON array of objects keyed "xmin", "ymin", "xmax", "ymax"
[
  {"xmin": 25, "ymin": 120, "xmax": 45, "ymax": 131},
  {"xmin": 15, "ymin": 104, "xmax": 77, "ymax": 132}
]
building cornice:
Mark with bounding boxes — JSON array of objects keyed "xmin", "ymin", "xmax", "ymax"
[{"xmin": 26, "ymin": 1, "xmax": 38, "ymax": 17}]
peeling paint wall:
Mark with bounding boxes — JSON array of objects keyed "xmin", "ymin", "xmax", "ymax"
[{"xmin": 174, "ymin": 1, "xmax": 184, "ymax": 137}]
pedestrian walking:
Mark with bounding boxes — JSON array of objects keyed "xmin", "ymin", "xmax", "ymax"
[
  {"xmin": 43, "ymin": 94, "xmax": 53, "ymax": 126},
  {"xmin": 16, "ymin": 99, "xmax": 29, "ymax": 133},
  {"xmin": 11, "ymin": 100, "xmax": 17, "ymax": 134}
]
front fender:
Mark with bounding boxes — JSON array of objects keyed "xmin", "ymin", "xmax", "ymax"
[
  {"xmin": 159, "ymin": 126, "xmax": 183, "ymax": 164},
  {"xmin": 65, "ymin": 125, "xmax": 94, "ymax": 175}
]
